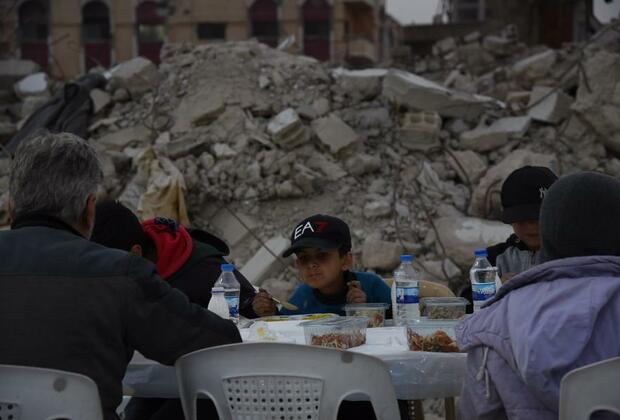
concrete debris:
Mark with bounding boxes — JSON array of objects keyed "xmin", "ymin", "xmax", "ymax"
[
  {"xmin": 572, "ymin": 51, "xmax": 620, "ymax": 154},
  {"xmin": 363, "ymin": 200, "xmax": 392, "ymax": 219},
  {"xmin": 312, "ymin": 113, "xmax": 361, "ymax": 154},
  {"xmin": 109, "ymin": 57, "xmax": 160, "ymax": 97},
  {"xmin": 240, "ymin": 235, "xmax": 290, "ymax": 285},
  {"xmin": 96, "ymin": 125, "xmax": 150, "ymax": 151},
  {"xmin": 399, "ymin": 111, "xmax": 442, "ymax": 152},
  {"xmin": 267, "ymin": 108, "xmax": 309, "ymax": 149},
  {"xmin": 446, "ymin": 150, "xmax": 487, "ymax": 185},
  {"xmin": 512, "ymin": 49, "xmax": 557, "ymax": 81},
  {"xmin": 382, "ymin": 69, "xmax": 500, "ymax": 119},
  {"xmin": 14, "ymin": 72, "xmax": 49, "ymax": 100},
  {"xmin": 435, "ymin": 216, "xmax": 513, "ymax": 268},
  {"xmin": 90, "ymin": 88, "xmax": 112, "ymax": 114},
  {"xmin": 1, "ymin": 27, "xmax": 616, "ymax": 300},
  {"xmin": 528, "ymin": 87, "xmax": 573, "ymax": 124},
  {"xmin": 0, "ymin": 59, "xmax": 40, "ymax": 90},
  {"xmin": 362, "ymin": 233, "xmax": 404, "ymax": 271}
]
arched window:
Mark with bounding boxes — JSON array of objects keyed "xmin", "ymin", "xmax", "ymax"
[
  {"xmin": 136, "ymin": 1, "xmax": 165, "ymax": 64},
  {"xmin": 250, "ymin": 0, "xmax": 278, "ymax": 47},
  {"xmin": 18, "ymin": 0, "xmax": 49, "ymax": 70},
  {"xmin": 303, "ymin": 0, "xmax": 331, "ymax": 61},
  {"xmin": 82, "ymin": 1, "xmax": 111, "ymax": 69}
]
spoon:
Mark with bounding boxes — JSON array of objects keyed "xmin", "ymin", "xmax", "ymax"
[{"xmin": 253, "ymin": 286, "xmax": 299, "ymax": 311}]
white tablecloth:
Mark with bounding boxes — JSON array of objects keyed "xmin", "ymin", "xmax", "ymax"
[{"xmin": 123, "ymin": 324, "xmax": 466, "ymax": 400}]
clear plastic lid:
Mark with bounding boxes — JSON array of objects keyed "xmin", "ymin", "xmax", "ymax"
[
  {"xmin": 344, "ymin": 303, "xmax": 389, "ymax": 311},
  {"xmin": 301, "ymin": 316, "xmax": 368, "ymax": 329},
  {"xmin": 422, "ymin": 297, "xmax": 469, "ymax": 307}
]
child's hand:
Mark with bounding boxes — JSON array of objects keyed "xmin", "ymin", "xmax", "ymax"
[
  {"xmin": 346, "ymin": 281, "xmax": 367, "ymax": 304},
  {"xmin": 252, "ymin": 289, "xmax": 278, "ymax": 317}
]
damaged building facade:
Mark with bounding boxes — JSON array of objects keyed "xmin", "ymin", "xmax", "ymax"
[{"xmin": 0, "ymin": 0, "xmax": 399, "ymax": 79}]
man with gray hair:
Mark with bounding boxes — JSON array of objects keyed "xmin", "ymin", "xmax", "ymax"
[{"xmin": 0, "ymin": 132, "xmax": 241, "ymax": 420}]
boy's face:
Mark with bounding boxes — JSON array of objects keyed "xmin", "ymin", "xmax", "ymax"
[
  {"xmin": 295, "ymin": 248, "xmax": 352, "ymax": 291},
  {"xmin": 512, "ymin": 220, "xmax": 541, "ymax": 251}
]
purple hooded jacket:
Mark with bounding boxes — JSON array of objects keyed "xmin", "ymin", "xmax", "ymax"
[{"xmin": 456, "ymin": 255, "xmax": 620, "ymax": 420}]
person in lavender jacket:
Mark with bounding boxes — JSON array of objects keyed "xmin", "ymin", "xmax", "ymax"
[{"xmin": 456, "ymin": 171, "xmax": 620, "ymax": 420}]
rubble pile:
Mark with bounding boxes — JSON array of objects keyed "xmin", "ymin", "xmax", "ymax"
[{"xmin": 0, "ymin": 23, "xmax": 619, "ymax": 300}]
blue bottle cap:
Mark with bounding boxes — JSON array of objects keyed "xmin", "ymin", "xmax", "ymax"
[
  {"xmin": 400, "ymin": 255, "xmax": 414, "ymax": 263},
  {"xmin": 474, "ymin": 249, "xmax": 488, "ymax": 257},
  {"xmin": 221, "ymin": 264, "xmax": 235, "ymax": 272}
]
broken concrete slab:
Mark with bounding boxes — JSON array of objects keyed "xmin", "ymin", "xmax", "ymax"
[
  {"xmin": 460, "ymin": 125, "xmax": 508, "ymax": 152},
  {"xmin": 240, "ymin": 235, "xmax": 290, "ymax": 285},
  {"xmin": 312, "ymin": 97, "xmax": 330, "ymax": 117},
  {"xmin": 213, "ymin": 143, "xmax": 237, "ymax": 158},
  {"xmin": 468, "ymin": 149, "xmax": 557, "ymax": 218},
  {"xmin": 572, "ymin": 51, "xmax": 620, "ymax": 153},
  {"xmin": 267, "ymin": 108, "xmax": 309, "ymax": 149},
  {"xmin": 362, "ymin": 234, "xmax": 403, "ymax": 271},
  {"xmin": 399, "ymin": 111, "xmax": 442, "ymax": 152},
  {"xmin": 382, "ymin": 69, "xmax": 501, "ymax": 120},
  {"xmin": 20, "ymin": 95, "xmax": 48, "ymax": 119},
  {"xmin": 512, "ymin": 49, "xmax": 557, "ymax": 81},
  {"xmin": 363, "ymin": 200, "xmax": 391, "ymax": 218},
  {"xmin": 14, "ymin": 72, "xmax": 49, "ymax": 100},
  {"xmin": 528, "ymin": 86, "xmax": 573, "ymax": 124},
  {"xmin": 433, "ymin": 37, "xmax": 457, "ymax": 55},
  {"xmin": 0, "ymin": 59, "xmax": 40, "ymax": 90},
  {"xmin": 309, "ymin": 154, "xmax": 347, "ymax": 181},
  {"xmin": 171, "ymin": 90, "xmax": 226, "ymax": 133},
  {"xmin": 312, "ymin": 113, "xmax": 361, "ymax": 154},
  {"xmin": 211, "ymin": 207, "xmax": 259, "ymax": 248},
  {"xmin": 163, "ymin": 136, "xmax": 207, "ymax": 159},
  {"xmin": 109, "ymin": 57, "xmax": 160, "ymax": 97},
  {"xmin": 90, "ymin": 88, "xmax": 112, "ymax": 114},
  {"xmin": 345, "ymin": 153, "xmax": 382, "ymax": 176},
  {"xmin": 332, "ymin": 68, "xmax": 388, "ymax": 102},
  {"xmin": 96, "ymin": 125, "xmax": 150, "ymax": 151},
  {"xmin": 113, "ymin": 88, "xmax": 131, "ymax": 103},
  {"xmin": 446, "ymin": 150, "xmax": 487, "ymax": 185},
  {"xmin": 435, "ymin": 216, "xmax": 513, "ymax": 268},
  {"xmin": 490, "ymin": 116, "xmax": 532, "ymax": 137},
  {"xmin": 482, "ymin": 35, "xmax": 514, "ymax": 56}
]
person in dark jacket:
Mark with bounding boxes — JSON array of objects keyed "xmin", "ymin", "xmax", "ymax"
[
  {"xmin": 91, "ymin": 201, "xmax": 275, "ymax": 420},
  {"xmin": 0, "ymin": 131, "xmax": 241, "ymax": 420}
]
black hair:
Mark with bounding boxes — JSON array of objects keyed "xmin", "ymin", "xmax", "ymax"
[{"xmin": 91, "ymin": 200, "xmax": 150, "ymax": 253}]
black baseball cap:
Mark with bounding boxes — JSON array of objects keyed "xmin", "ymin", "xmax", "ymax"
[
  {"xmin": 283, "ymin": 214, "xmax": 352, "ymax": 258},
  {"xmin": 501, "ymin": 166, "xmax": 558, "ymax": 224},
  {"xmin": 91, "ymin": 200, "xmax": 150, "ymax": 251}
]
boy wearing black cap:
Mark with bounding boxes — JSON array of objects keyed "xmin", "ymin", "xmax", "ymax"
[
  {"xmin": 253, "ymin": 214, "xmax": 391, "ymax": 316},
  {"xmin": 487, "ymin": 165, "xmax": 559, "ymax": 281}
]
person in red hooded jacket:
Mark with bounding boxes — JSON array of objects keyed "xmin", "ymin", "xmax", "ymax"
[{"xmin": 91, "ymin": 201, "xmax": 276, "ymax": 420}]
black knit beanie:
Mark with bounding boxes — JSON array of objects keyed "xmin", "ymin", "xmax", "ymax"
[
  {"xmin": 91, "ymin": 200, "xmax": 149, "ymax": 252},
  {"xmin": 539, "ymin": 171, "xmax": 620, "ymax": 263}
]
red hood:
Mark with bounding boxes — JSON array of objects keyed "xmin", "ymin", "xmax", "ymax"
[{"xmin": 142, "ymin": 218, "xmax": 193, "ymax": 280}]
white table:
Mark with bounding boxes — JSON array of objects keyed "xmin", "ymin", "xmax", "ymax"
[{"xmin": 123, "ymin": 324, "xmax": 467, "ymax": 403}]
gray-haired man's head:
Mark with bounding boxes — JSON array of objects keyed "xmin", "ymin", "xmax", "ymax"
[{"xmin": 9, "ymin": 131, "xmax": 103, "ymax": 238}]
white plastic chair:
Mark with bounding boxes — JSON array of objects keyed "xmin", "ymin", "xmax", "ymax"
[
  {"xmin": 0, "ymin": 364, "xmax": 103, "ymax": 420},
  {"xmin": 559, "ymin": 356, "xmax": 620, "ymax": 420},
  {"xmin": 175, "ymin": 342, "xmax": 401, "ymax": 420}
]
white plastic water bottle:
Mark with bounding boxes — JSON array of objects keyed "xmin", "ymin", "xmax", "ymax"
[
  {"xmin": 215, "ymin": 264, "xmax": 241, "ymax": 324},
  {"xmin": 393, "ymin": 255, "xmax": 420, "ymax": 325},
  {"xmin": 470, "ymin": 249, "xmax": 498, "ymax": 312},
  {"xmin": 207, "ymin": 286, "xmax": 230, "ymax": 319}
]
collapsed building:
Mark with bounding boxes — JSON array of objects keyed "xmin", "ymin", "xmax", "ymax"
[{"xmin": 0, "ymin": 20, "xmax": 619, "ymax": 310}]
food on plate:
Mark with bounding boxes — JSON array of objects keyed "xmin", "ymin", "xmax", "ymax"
[
  {"xmin": 310, "ymin": 331, "xmax": 366, "ymax": 349},
  {"xmin": 407, "ymin": 329, "xmax": 460, "ymax": 353}
]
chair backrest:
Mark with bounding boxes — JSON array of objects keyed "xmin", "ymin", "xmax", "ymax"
[
  {"xmin": 0, "ymin": 364, "xmax": 103, "ymax": 420},
  {"xmin": 559, "ymin": 356, "xmax": 620, "ymax": 420},
  {"xmin": 175, "ymin": 342, "xmax": 400, "ymax": 420}
]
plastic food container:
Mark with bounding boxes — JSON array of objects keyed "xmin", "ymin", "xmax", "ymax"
[
  {"xmin": 301, "ymin": 316, "xmax": 368, "ymax": 349},
  {"xmin": 421, "ymin": 297, "xmax": 468, "ymax": 320},
  {"xmin": 344, "ymin": 303, "xmax": 389, "ymax": 328},
  {"xmin": 406, "ymin": 319, "xmax": 460, "ymax": 353}
]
